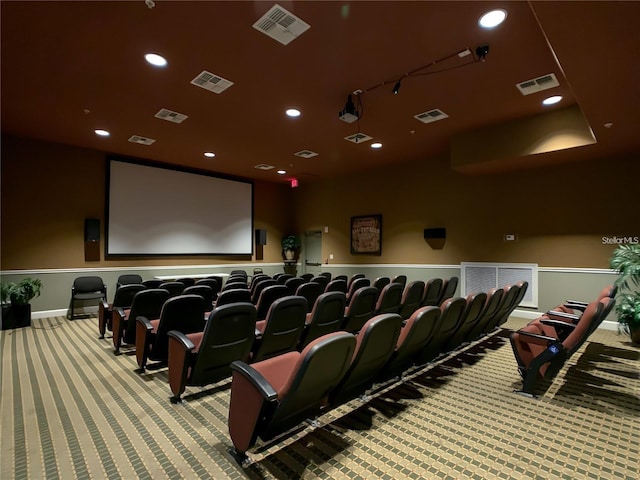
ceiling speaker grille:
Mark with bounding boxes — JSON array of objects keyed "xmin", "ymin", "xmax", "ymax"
[
  {"xmin": 191, "ymin": 70, "xmax": 234, "ymax": 94},
  {"xmin": 254, "ymin": 163, "xmax": 275, "ymax": 170},
  {"xmin": 344, "ymin": 133, "xmax": 372, "ymax": 144},
  {"xmin": 516, "ymin": 73, "xmax": 560, "ymax": 95},
  {"xmin": 253, "ymin": 4, "xmax": 310, "ymax": 45},
  {"xmin": 128, "ymin": 135, "xmax": 156, "ymax": 145},
  {"xmin": 414, "ymin": 109, "xmax": 449, "ymax": 124},
  {"xmin": 154, "ymin": 108, "xmax": 188, "ymax": 123},
  {"xmin": 294, "ymin": 150, "xmax": 318, "ymax": 158}
]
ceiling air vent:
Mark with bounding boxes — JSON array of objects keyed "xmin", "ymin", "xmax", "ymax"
[
  {"xmin": 516, "ymin": 73, "xmax": 560, "ymax": 95},
  {"xmin": 190, "ymin": 70, "xmax": 233, "ymax": 94},
  {"xmin": 294, "ymin": 150, "xmax": 318, "ymax": 158},
  {"xmin": 344, "ymin": 133, "xmax": 372, "ymax": 144},
  {"xmin": 254, "ymin": 163, "xmax": 275, "ymax": 170},
  {"xmin": 253, "ymin": 4, "xmax": 310, "ymax": 45},
  {"xmin": 128, "ymin": 135, "xmax": 156, "ymax": 145},
  {"xmin": 414, "ymin": 109, "xmax": 449, "ymax": 124},
  {"xmin": 154, "ymin": 108, "xmax": 188, "ymax": 124}
]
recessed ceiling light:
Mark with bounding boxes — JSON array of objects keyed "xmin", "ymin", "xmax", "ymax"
[
  {"xmin": 94, "ymin": 129, "xmax": 110, "ymax": 137},
  {"xmin": 479, "ymin": 9, "xmax": 507, "ymax": 29},
  {"xmin": 204, "ymin": 152, "xmax": 215, "ymax": 158},
  {"xmin": 277, "ymin": 170, "xmax": 287, "ymax": 175},
  {"xmin": 286, "ymin": 108, "xmax": 301, "ymax": 118},
  {"xmin": 145, "ymin": 53, "xmax": 167, "ymax": 67},
  {"xmin": 542, "ymin": 95, "xmax": 563, "ymax": 106},
  {"xmin": 371, "ymin": 142, "xmax": 383, "ymax": 149}
]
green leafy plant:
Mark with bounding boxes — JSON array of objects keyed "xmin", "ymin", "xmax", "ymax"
[
  {"xmin": 609, "ymin": 244, "xmax": 640, "ymax": 335},
  {"xmin": 1, "ymin": 278, "xmax": 43, "ymax": 306},
  {"xmin": 281, "ymin": 234, "xmax": 301, "ymax": 251}
]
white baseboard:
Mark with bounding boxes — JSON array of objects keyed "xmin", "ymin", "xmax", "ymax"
[{"xmin": 32, "ymin": 306, "xmax": 98, "ymax": 319}]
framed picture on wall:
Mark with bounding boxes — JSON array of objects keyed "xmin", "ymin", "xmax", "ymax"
[{"xmin": 351, "ymin": 214, "xmax": 382, "ymax": 255}]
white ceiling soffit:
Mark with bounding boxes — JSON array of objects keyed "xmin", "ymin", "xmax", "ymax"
[
  {"xmin": 516, "ymin": 73, "xmax": 560, "ymax": 95},
  {"xmin": 254, "ymin": 163, "xmax": 275, "ymax": 170},
  {"xmin": 154, "ymin": 108, "xmax": 188, "ymax": 124},
  {"xmin": 128, "ymin": 135, "xmax": 156, "ymax": 145},
  {"xmin": 253, "ymin": 4, "xmax": 311, "ymax": 45},
  {"xmin": 344, "ymin": 133, "xmax": 373, "ymax": 144},
  {"xmin": 190, "ymin": 70, "xmax": 234, "ymax": 94},
  {"xmin": 294, "ymin": 149, "xmax": 318, "ymax": 158},
  {"xmin": 414, "ymin": 109, "xmax": 449, "ymax": 124}
]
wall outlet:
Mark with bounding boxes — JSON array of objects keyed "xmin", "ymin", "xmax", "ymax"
[
  {"xmin": 324, "ymin": 226, "xmax": 329, "ymax": 233},
  {"xmin": 329, "ymin": 254, "xmax": 334, "ymax": 260}
]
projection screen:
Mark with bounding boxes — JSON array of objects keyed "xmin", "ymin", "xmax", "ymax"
[{"xmin": 106, "ymin": 158, "xmax": 253, "ymax": 255}]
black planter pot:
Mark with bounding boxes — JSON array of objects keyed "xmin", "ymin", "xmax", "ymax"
[
  {"xmin": 629, "ymin": 324, "xmax": 640, "ymax": 345},
  {"xmin": 1, "ymin": 303, "xmax": 32, "ymax": 330}
]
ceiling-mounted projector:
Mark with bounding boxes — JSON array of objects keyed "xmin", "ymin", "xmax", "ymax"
[{"xmin": 339, "ymin": 94, "xmax": 359, "ymax": 123}]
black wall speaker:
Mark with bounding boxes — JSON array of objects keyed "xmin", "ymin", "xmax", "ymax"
[
  {"xmin": 85, "ymin": 218, "xmax": 100, "ymax": 242},
  {"xmin": 424, "ymin": 227, "xmax": 446, "ymax": 240},
  {"xmin": 255, "ymin": 229, "xmax": 267, "ymax": 246}
]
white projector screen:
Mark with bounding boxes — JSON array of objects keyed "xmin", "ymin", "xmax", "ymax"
[{"xmin": 106, "ymin": 159, "xmax": 253, "ymax": 255}]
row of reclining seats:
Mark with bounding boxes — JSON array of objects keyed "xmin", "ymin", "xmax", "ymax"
[
  {"xmin": 226, "ymin": 281, "xmax": 529, "ymax": 464},
  {"xmin": 509, "ymin": 286, "xmax": 616, "ymax": 397}
]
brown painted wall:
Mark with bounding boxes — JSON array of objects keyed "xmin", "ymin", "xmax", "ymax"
[
  {"xmin": 1, "ymin": 134, "xmax": 293, "ymax": 270},
  {"xmin": 292, "ymin": 150, "xmax": 639, "ymax": 268}
]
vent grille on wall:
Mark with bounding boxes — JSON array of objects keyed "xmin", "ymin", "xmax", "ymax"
[
  {"xmin": 253, "ymin": 4, "xmax": 310, "ymax": 45},
  {"xmin": 294, "ymin": 150, "xmax": 318, "ymax": 158},
  {"xmin": 516, "ymin": 73, "xmax": 560, "ymax": 95},
  {"xmin": 190, "ymin": 70, "xmax": 234, "ymax": 94},
  {"xmin": 414, "ymin": 109, "xmax": 449, "ymax": 124},
  {"xmin": 128, "ymin": 135, "xmax": 156, "ymax": 145},
  {"xmin": 254, "ymin": 163, "xmax": 275, "ymax": 170},
  {"xmin": 154, "ymin": 108, "xmax": 188, "ymax": 123},
  {"xmin": 461, "ymin": 262, "xmax": 538, "ymax": 308},
  {"xmin": 344, "ymin": 133, "xmax": 373, "ymax": 144}
]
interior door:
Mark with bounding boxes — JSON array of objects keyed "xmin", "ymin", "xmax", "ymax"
[{"xmin": 304, "ymin": 230, "xmax": 323, "ymax": 277}]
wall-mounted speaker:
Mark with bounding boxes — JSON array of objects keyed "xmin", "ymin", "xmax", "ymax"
[
  {"xmin": 84, "ymin": 218, "xmax": 100, "ymax": 242},
  {"xmin": 424, "ymin": 227, "xmax": 446, "ymax": 240},
  {"xmin": 255, "ymin": 229, "xmax": 267, "ymax": 246}
]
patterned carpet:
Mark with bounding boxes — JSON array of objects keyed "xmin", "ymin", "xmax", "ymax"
[{"xmin": 1, "ymin": 315, "xmax": 638, "ymax": 480}]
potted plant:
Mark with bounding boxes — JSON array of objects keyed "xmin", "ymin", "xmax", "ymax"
[
  {"xmin": 1, "ymin": 277, "xmax": 43, "ymax": 330},
  {"xmin": 609, "ymin": 244, "xmax": 640, "ymax": 344},
  {"xmin": 281, "ymin": 234, "xmax": 301, "ymax": 261}
]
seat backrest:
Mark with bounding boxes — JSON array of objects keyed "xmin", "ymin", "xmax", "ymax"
[
  {"xmin": 330, "ymin": 313, "xmax": 403, "ymax": 406},
  {"xmin": 123, "ymin": 288, "xmax": 171, "ymax": 344},
  {"xmin": 249, "ymin": 274, "xmax": 268, "ymax": 289},
  {"xmin": 176, "ymin": 277, "xmax": 196, "ymax": 288},
  {"xmin": 159, "ymin": 281, "xmax": 185, "ymax": 297},
  {"xmin": 223, "ymin": 280, "xmax": 248, "ymax": 292},
  {"xmin": 300, "ymin": 291, "xmax": 347, "ymax": 348},
  {"xmin": 377, "ymin": 306, "xmax": 441, "ymax": 381},
  {"xmin": 150, "ymin": 294, "xmax": 207, "ymax": 362},
  {"xmin": 334, "ymin": 275, "xmax": 348, "ymax": 282},
  {"xmin": 310, "ymin": 276, "xmax": 329, "ymax": 290},
  {"xmin": 216, "ymin": 288, "xmax": 252, "ymax": 307},
  {"xmin": 467, "ymin": 287, "xmax": 505, "ymax": 340},
  {"xmin": 342, "ymin": 286, "xmax": 378, "ymax": 332},
  {"xmin": 112, "ymin": 284, "xmax": 145, "ymax": 308},
  {"xmin": 142, "ymin": 279, "xmax": 163, "ymax": 289},
  {"xmin": 444, "ymin": 292, "xmax": 488, "ymax": 351},
  {"xmin": 495, "ymin": 281, "xmax": 528, "ymax": 327},
  {"xmin": 188, "ymin": 302, "xmax": 258, "ymax": 385},
  {"xmin": 255, "ymin": 285, "xmax": 290, "ymax": 320},
  {"xmin": 325, "ymin": 278, "xmax": 347, "ymax": 294},
  {"xmin": 424, "ymin": 297, "xmax": 467, "ymax": 358},
  {"xmin": 437, "ymin": 276, "xmax": 459, "ymax": 305},
  {"xmin": 252, "ymin": 279, "xmax": 278, "ymax": 303},
  {"xmin": 319, "ymin": 271, "xmax": 332, "ymax": 280},
  {"xmin": 373, "ymin": 277, "xmax": 391, "ymax": 295},
  {"xmin": 195, "ymin": 278, "xmax": 220, "ymax": 298},
  {"xmin": 117, "ymin": 274, "xmax": 143, "ymax": 288},
  {"xmin": 295, "ymin": 282, "xmax": 323, "ymax": 313},
  {"xmin": 276, "ymin": 273, "xmax": 293, "ymax": 285},
  {"xmin": 374, "ymin": 282, "xmax": 403, "ymax": 315},
  {"xmin": 73, "ymin": 276, "xmax": 105, "ymax": 293},
  {"xmin": 391, "ymin": 275, "xmax": 407, "ymax": 289},
  {"xmin": 284, "ymin": 277, "xmax": 305, "ymax": 295},
  {"xmin": 422, "ymin": 278, "xmax": 443, "ymax": 306},
  {"xmin": 300, "ymin": 273, "xmax": 314, "ymax": 282},
  {"xmin": 230, "ymin": 269, "xmax": 248, "ymax": 278},
  {"xmin": 183, "ymin": 285, "xmax": 215, "ymax": 310},
  {"xmin": 484, "ymin": 284, "xmax": 519, "ymax": 332},
  {"xmin": 347, "ymin": 273, "xmax": 366, "ymax": 291},
  {"xmin": 346, "ymin": 277, "xmax": 371, "ymax": 303},
  {"xmin": 398, "ymin": 280, "xmax": 426, "ymax": 319},
  {"xmin": 252, "ymin": 296, "xmax": 308, "ymax": 362}
]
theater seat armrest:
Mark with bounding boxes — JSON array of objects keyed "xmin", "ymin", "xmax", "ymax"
[
  {"xmin": 230, "ymin": 361, "xmax": 278, "ymax": 401},
  {"xmin": 565, "ymin": 300, "xmax": 587, "ymax": 308},
  {"xmin": 546, "ymin": 310, "xmax": 579, "ymax": 321},
  {"xmin": 167, "ymin": 330, "xmax": 195, "ymax": 351},
  {"xmin": 540, "ymin": 319, "xmax": 577, "ymax": 331},
  {"xmin": 136, "ymin": 315, "xmax": 154, "ymax": 331},
  {"xmin": 115, "ymin": 307, "xmax": 126, "ymax": 318},
  {"xmin": 100, "ymin": 299, "xmax": 109, "ymax": 309},
  {"xmin": 516, "ymin": 330, "xmax": 558, "ymax": 343}
]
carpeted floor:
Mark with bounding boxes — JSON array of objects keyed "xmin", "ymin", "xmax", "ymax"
[{"xmin": 1, "ymin": 315, "xmax": 638, "ymax": 479}]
